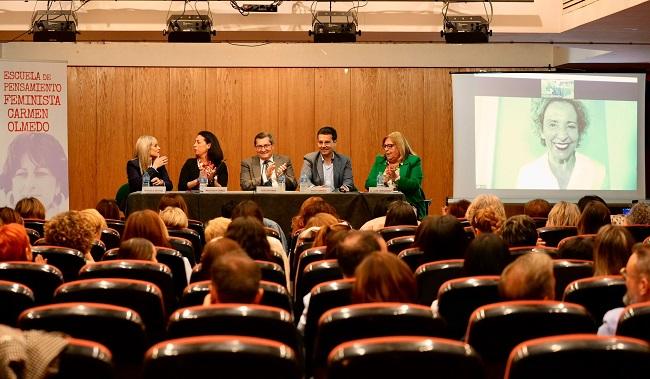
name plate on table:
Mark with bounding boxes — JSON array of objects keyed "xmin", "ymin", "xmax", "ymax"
[
  {"xmin": 309, "ymin": 186, "xmax": 333, "ymax": 193},
  {"xmin": 142, "ymin": 186, "xmax": 166, "ymax": 193},
  {"xmin": 200, "ymin": 186, "xmax": 228, "ymax": 193},
  {"xmin": 369, "ymin": 186, "xmax": 394, "ymax": 193},
  {"xmin": 256, "ymin": 186, "xmax": 280, "ymax": 193}
]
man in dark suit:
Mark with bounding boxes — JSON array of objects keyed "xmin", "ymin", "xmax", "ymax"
[
  {"xmin": 300, "ymin": 126, "xmax": 355, "ymax": 192},
  {"xmin": 240, "ymin": 132, "xmax": 297, "ymax": 191}
]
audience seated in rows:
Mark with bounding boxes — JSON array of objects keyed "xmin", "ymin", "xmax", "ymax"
[
  {"xmin": 117, "ymin": 238, "xmax": 157, "ymax": 262},
  {"xmin": 578, "ymin": 201, "xmax": 611, "ymax": 235},
  {"xmin": 593, "ymin": 225, "xmax": 634, "ymax": 276},
  {"xmin": 599, "ymin": 244, "xmax": 650, "ymax": 336},
  {"xmin": 297, "ymin": 230, "xmax": 384, "ymax": 332},
  {"xmin": 313, "ymin": 223, "xmax": 351, "ymax": 249},
  {"xmin": 44, "ymin": 211, "xmax": 96, "ymax": 262},
  {"xmin": 360, "ymin": 200, "xmax": 419, "ymax": 231},
  {"xmin": 225, "ymin": 216, "xmax": 273, "ymax": 263},
  {"xmin": 413, "ymin": 215, "xmax": 468, "ymax": 262},
  {"xmin": 196, "ymin": 238, "xmax": 245, "ymax": 281},
  {"xmin": 204, "ymin": 217, "xmax": 230, "ymax": 242},
  {"xmin": 471, "ymin": 207, "xmax": 503, "ymax": 234},
  {"xmin": 499, "ymin": 215, "xmax": 538, "ymax": 248},
  {"xmin": 95, "ymin": 198, "xmax": 122, "ymax": 220},
  {"xmin": 546, "ymin": 201, "xmax": 581, "ymax": 227},
  {"xmin": 0, "ymin": 223, "xmax": 39, "ymax": 262},
  {"xmin": 296, "ymin": 213, "xmax": 340, "ymax": 246},
  {"xmin": 352, "ymin": 251, "xmax": 417, "ymax": 303},
  {"xmin": 159, "ymin": 207, "xmax": 188, "ymax": 230},
  {"xmin": 290, "ymin": 196, "xmax": 338, "ymax": 236},
  {"xmin": 231, "ymin": 200, "xmax": 288, "ymax": 251},
  {"xmin": 158, "ymin": 193, "xmax": 190, "ymax": 217},
  {"xmin": 558, "ymin": 236, "xmax": 595, "ymax": 260},
  {"xmin": 524, "ymin": 198, "xmax": 552, "ymax": 218},
  {"xmin": 15, "ymin": 197, "xmax": 46, "ymax": 220},
  {"xmin": 204, "ymin": 250, "xmax": 263, "ymax": 305},
  {"xmin": 499, "ymin": 252, "xmax": 555, "ymax": 301},
  {"xmin": 122, "ymin": 210, "xmax": 171, "ymax": 248},
  {"xmin": 578, "ymin": 195, "xmax": 607, "ymax": 213},
  {"xmin": 80, "ymin": 208, "xmax": 108, "ymax": 241},
  {"xmin": 627, "ymin": 202, "xmax": 650, "ymax": 225},
  {"xmin": 442, "ymin": 198, "xmax": 470, "ymax": 219}
]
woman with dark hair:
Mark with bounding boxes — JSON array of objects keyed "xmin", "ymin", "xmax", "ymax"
[
  {"xmin": 95, "ymin": 199, "xmax": 122, "ymax": 220},
  {"xmin": 0, "ymin": 133, "xmax": 68, "ymax": 218},
  {"xmin": 290, "ymin": 196, "xmax": 339, "ymax": 235},
  {"xmin": 352, "ymin": 251, "xmax": 417, "ymax": 303},
  {"xmin": 463, "ymin": 233, "xmax": 509, "ymax": 276},
  {"xmin": 178, "ymin": 131, "xmax": 228, "ymax": 190},
  {"xmin": 126, "ymin": 135, "xmax": 172, "ymax": 193},
  {"xmin": 0, "ymin": 207, "xmax": 23, "ymax": 226},
  {"xmin": 225, "ymin": 216, "xmax": 272, "ymax": 262},
  {"xmin": 122, "ymin": 209, "xmax": 171, "ymax": 248},
  {"xmin": 117, "ymin": 237, "xmax": 157, "ymax": 262},
  {"xmin": 14, "ymin": 197, "xmax": 46, "ymax": 220},
  {"xmin": 413, "ymin": 215, "xmax": 468, "ymax": 261},
  {"xmin": 384, "ymin": 200, "xmax": 418, "ymax": 227},
  {"xmin": 577, "ymin": 201, "xmax": 611, "ymax": 235}
]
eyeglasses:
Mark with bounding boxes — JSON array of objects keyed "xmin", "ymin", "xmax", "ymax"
[
  {"xmin": 255, "ymin": 144, "xmax": 272, "ymax": 150},
  {"xmin": 383, "ymin": 143, "xmax": 395, "ymax": 149},
  {"xmin": 318, "ymin": 141, "xmax": 333, "ymax": 147}
]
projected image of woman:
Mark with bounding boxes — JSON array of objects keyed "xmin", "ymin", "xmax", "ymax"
[{"xmin": 516, "ymin": 98, "xmax": 605, "ymax": 190}]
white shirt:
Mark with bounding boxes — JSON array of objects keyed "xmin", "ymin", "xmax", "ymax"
[
  {"xmin": 516, "ymin": 152, "xmax": 606, "ymax": 190},
  {"xmin": 322, "ymin": 156, "xmax": 334, "ymax": 189},
  {"xmin": 259, "ymin": 157, "xmax": 278, "ymax": 187}
]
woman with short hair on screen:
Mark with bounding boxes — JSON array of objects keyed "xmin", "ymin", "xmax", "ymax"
[
  {"xmin": 126, "ymin": 135, "xmax": 173, "ymax": 193},
  {"xmin": 516, "ymin": 98, "xmax": 606, "ymax": 190}
]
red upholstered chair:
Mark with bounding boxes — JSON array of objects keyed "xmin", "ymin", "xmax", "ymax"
[
  {"xmin": 414, "ymin": 259, "xmax": 464, "ymax": 305},
  {"xmin": 327, "ymin": 336, "xmax": 484, "ymax": 379},
  {"xmin": 314, "ymin": 303, "xmax": 447, "ymax": 371},
  {"xmin": 294, "ymin": 259, "xmax": 343, "ymax": 315},
  {"xmin": 181, "ymin": 280, "xmax": 293, "ymax": 314},
  {"xmin": 79, "ymin": 260, "xmax": 177, "ymax": 312},
  {"xmin": 552, "ymin": 259, "xmax": 593, "ymax": 300},
  {"xmin": 257, "ymin": 260, "xmax": 287, "ymax": 288},
  {"xmin": 0, "ymin": 280, "xmax": 34, "ymax": 326},
  {"xmin": 437, "ymin": 275, "xmax": 501, "ymax": 339},
  {"xmin": 508, "ymin": 246, "xmax": 559, "ymax": 263},
  {"xmin": 55, "ymin": 338, "xmax": 114, "ymax": 379},
  {"xmin": 31, "ymin": 245, "xmax": 86, "ymax": 282},
  {"xmin": 505, "ymin": 334, "xmax": 650, "ymax": 379},
  {"xmin": 293, "ymin": 245, "xmax": 326, "ymax": 289},
  {"xmin": 99, "ymin": 228, "xmax": 121, "ymax": 249},
  {"xmin": 168, "ymin": 228, "xmax": 201, "ymax": 263},
  {"xmin": 531, "ymin": 217, "xmax": 548, "ymax": 228},
  {"xmin": 0, "ymin": 261, "xmax": 63, "ymax": 304},
  {"xmin": 23, "ymin": 218, "xmax": 45, "ymax": 237},
  {"xmin": 89, "ymin": 240, "xmax": 107, "ymax": 262},
  {"xmin": 537, "ymin": 226, "xmax": 578, "ymax": 247},
  {"xmin": 189, "ymin": 263, "xmax": 205, "ymax": 283},
  {"xmin": 397, "ymin": 248, "xmax": 425, "ymax": 272},
  {"xmin": 623, "ymin": 224, "xmax": 650, "ymax": 244},
  {"xmin": 187, "ymin": 219, "xmax": 205, "ymax": 244},
  {"xmin": 143, "ymin": 336, "xmax": 302, "ymax": 379},
  {"xmin": 25, "ymin": 227, "xmax": 40, "ymax": 245},
  {"xmin": 466, "ymin": 300, "xmax": 596, "ymax": 378},
  {"xmin": 54, "ymin": 278, "xmax": 166, "ymax": 342},
  {"xmin": 616, "ymin": 301, "xmax": 650, "ymax": 342},
  {"xmin": 155, "ymin": 247, "xmax": 189, "ymax": 297},
  {"xmin": 168, "ymin": 236, "xmax": 196, "ymax": 266},
  {"xmin": 105, "ymin": 219, "xmax": 125, "ymax": 236},
  {"xmin": 378, "ymin": 225, "xmax": 418, "ymax": 242},
  {"xmin": 18, "ymin": 302, "xmax": 147, "ymax": 364},
  {"xmin": 265, "ymin": 227, "xmax": 282, "ymax": 242},
  {"xmin": 386, "ymin": 235, "xmax": 415, "ymax": 255},
  {"xmin": 562, "ymin": 275, "xmax": 626, "ymax": 323},
  {"xmin": 167, "ymin": 304, "xmax": 301, "ymax": 357}
]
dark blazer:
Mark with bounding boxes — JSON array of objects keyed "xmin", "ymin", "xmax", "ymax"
[
  {"xmin": 300, "ymin": 151, "xmax": 355, "ymax": 191},
  {"xmin": 240, "ymin": 154, "xmax": 297, "ymax": 191},
  {"xmin": 178, "ymin": 158, "xmax": 228, "ymax": 191},
  {"xmin": 126, "ymin": 158, "xmax": 173, "ymax": 193}
]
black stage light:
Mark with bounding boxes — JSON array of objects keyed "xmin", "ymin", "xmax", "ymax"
[
  {"xmin": 32, "ymin": 10, "xmax": 78, "ymax": 42},
  {"xmin": 164, "ymin": 14, "xmax": 216, "ymax": 43},
  {"xmin": 309, "ymin": 11, "xmax": 361, "ymax": 43},
  {"xmin": 441, "ymin": 15, "xmax": 492, "ymax": 43}
]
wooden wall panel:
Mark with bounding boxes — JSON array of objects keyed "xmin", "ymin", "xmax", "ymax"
[
  {"xmin": 278, "ymin": 68, "xmax": 315, "ymax": 177},
  {"xmin": 132, "ymin": 67, "xmax": 170, "ymax": 155},
  {"xmin": 206, "ymin": 68, "xmax": 243, "ymax": 190},
  {"xmin": 350, "ymin": 68, "xmax": 388, "ymax": 191},
  {"xmin": 67, "ymin": 67, "xmax": 98, "ymax": 211},
  {"xmin": 95, "ymin": 67, "xmax": 133, "ymax": 204},
  {"xmin": 314, "ymin": 68, "xmax": 351, "ymax": 157},
  {"xmin": 423, "ymin": 69, "xmax": 453, "ymax": 214},
  {"xmin": 169, "ymin": 68, "xmax": 206, "ymax": 189},
  {"xmin": 240, "ymin": 68, "xmax": 279, "ymax": 189}
]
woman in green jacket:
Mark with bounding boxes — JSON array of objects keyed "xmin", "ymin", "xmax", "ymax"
[{"xmin": 365, "ymin": 131, "xmax": 426, "ymax": 219}]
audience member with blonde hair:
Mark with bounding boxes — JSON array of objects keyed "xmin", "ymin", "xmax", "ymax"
[
  {"xmin": 157, "ymin": 194, "xmax": 189, "ymax": 217},
  {"xmin": 44, "ymin": 211, "xmax": 96, "ymax": 262},
  {"xmin": 465, "ymin": 194, "xmax": 506, "ymax": 235},
  {"xmin": 593, "ymin": 225, "xmax": 634, "ymax": 276},
  {"xmin": 471, "ymin": 207, "xmax": 503, "ymax": 234},
  {"xmin": 546, "ymin": 201, "xmax": 580, "ymax": 227},
  {"xmin": 117, "ymin": 237, "xmax": 157, "ymax": 262},
  {"xmin": 14, "ymin": 197, "xmax": 46, "ymax": 220},
  {"xmin": 159, "ymin": 206, "xmax": 189, "ymax": 229},
  {"xmin": 204, "ymin": 217, "xmax": 231, "ymax": 242},
  {"xmin": 499, "ymin": 252, "xmax": 555, "ymax": 300},
  {"xmin": 352, "ymin": 251, "xmax": 417, "ymax": 303},
  {"xmin": 80, "ymin": 208, "xmax": 107, "ymax": 240}
]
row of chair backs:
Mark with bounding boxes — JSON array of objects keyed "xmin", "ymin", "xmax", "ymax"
[{"xmin": 182, "ymin": 280, "xmax": 292, "ymax": 313}]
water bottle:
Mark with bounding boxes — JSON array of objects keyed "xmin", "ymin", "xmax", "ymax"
[
  {"xmin": 277, "ymin": 173, "xmax": 286, "ymax": 192},
  {"xmin": 376, "ymin": 172, "xmax": 384, "ymax": 187},
  {"xmin": 199, "ymin": 173, "xmax": 208, "ymax": 192},
  {"xmin": 142, "ymin": 171, "xmax": 150, "ymax": 188},
  {"xmin": 300, "ymin": 174, "xmax": 310, "ymax": 193}
]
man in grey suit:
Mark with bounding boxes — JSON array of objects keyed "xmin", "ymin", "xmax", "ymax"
[
  {"xmin": 300, "ymin": 126, "xmax": 355, "ymax": 192},
  {"xmin": 240, "ymin": 132, "xmax": 297, "ymax": 191}
]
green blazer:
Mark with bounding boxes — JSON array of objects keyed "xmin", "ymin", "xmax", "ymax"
[{"xmin": 365, "ymin": 154, "xmax": 426, "ymax": 218}]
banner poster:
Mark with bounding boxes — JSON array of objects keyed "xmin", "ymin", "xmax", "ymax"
[{"xmin": 0, "ymin": 60, "xmax": 69, "ymax": 219}]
